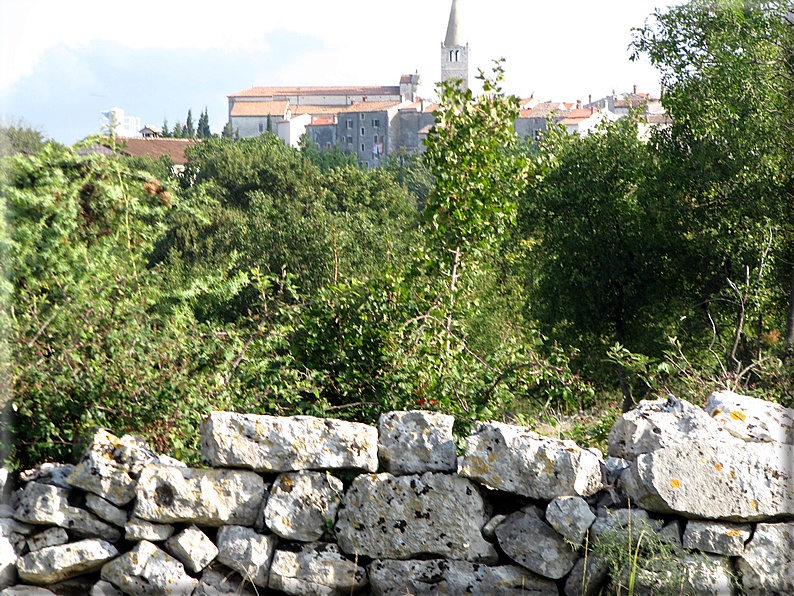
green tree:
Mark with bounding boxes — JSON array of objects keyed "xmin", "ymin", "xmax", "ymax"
[
  {"xmin": 298, "ymin": 135, "xmax": 357, "ymax": 173},
  {"xmin": 186, "ymin": 109, "xmax": 195, "ymax": 138},
  {"xmin": 197, "ymin": 108, "xmax": 211, "ymax": 139},
  {"xmin": 222, "ymin": 121, "xmax": 235, "ymax": 139},
  {"xmin": 161, "ymin": 118, "xmax": 170, "ymax": 137},
  {"xmin": 266, "ymin": 114, "xmax": 274, "ymax": 134},
  {"xmin": 0, "ymin": 119, "xmax": 47, "ymax": 157}
]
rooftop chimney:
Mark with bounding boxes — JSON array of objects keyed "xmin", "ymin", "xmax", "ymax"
[
  {"xmin": 634, "ymin": 84, "xmax": 637, "ymax": 95},
  {"xmin": 576, "ymin": 99, "xmax": 582, "ymax": 109}
]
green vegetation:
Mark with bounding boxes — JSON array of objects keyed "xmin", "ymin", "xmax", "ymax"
[{"xmin": 2, "ymin": 0, "xmax": 793, "ymax": 469}]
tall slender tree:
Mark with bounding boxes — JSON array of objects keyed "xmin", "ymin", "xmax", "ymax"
[{"xmin": 186, "ymin": 110, "xmax": 195, "ymax": 138}]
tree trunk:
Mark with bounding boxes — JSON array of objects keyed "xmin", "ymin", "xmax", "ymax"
[{"xmin": 785, "ymin": 268, "xmax": 794, "ymax": 348}]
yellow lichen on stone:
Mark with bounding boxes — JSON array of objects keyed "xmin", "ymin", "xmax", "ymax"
[
  {"xmin": 725, "ymin": 529, "xmax": 742, "ymax": 536},
  {"xmin": 715, "ymin": 463, "xmax": 722, "ymax": 471},
  {"xmin": 711, "ymin": 408, "xmax": 722, "ymax": 417},
  {"xmin": 670, "ymin": 479, "xmax": 680, "ymax": 488},
  {"xmin": 749, "ymin": 500, "xmax": 758, "ymax": 510},
  {"xmin": 730, "ymin": 410, "xmax": 747, "ymax": 421}
]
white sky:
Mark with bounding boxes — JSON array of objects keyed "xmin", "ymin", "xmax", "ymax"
[{"xmin": 0, "ymin": 0, "xmax": 678, "ymax": 143}]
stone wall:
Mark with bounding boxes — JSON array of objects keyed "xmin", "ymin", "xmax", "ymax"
[{"xmin": 1, "ymin": 390, "xmax": 792, "ymax": 595}]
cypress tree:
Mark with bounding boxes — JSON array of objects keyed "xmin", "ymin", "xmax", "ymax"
[{"xmin": 186, "ymin": 110, "xmax": 195, "ymax": 138}]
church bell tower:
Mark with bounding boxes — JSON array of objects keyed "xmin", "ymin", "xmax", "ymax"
[{"xmin": 440, "ymin": 0, "xmax": 469, "ymax": 90}]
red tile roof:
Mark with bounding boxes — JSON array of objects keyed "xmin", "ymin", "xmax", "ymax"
[
  {"xmin": 308, "ymin": 116, "xmax": 336, "ymax": 126},
  {"xmin": 106, "ymin": 137, "xmax": 198, "ymax": 165},
  {"xmin": 337, "ymin": 101, "xmax": 404, "ymax": 113},
  {"xmin": 229, "ymin": 85, "xmax": 401, "ymax": 98},
  {"xmin": 230, "ymin": 101, "xmax": 289, "ymax": 117},
  {"xmin": 291, "ymin": 105, "xmax": 349, "ymax": 116}
]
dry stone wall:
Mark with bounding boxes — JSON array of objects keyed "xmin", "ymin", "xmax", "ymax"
[{"xmin": 1, "ymin": 391, "xmax": 793, "ymax": 595}]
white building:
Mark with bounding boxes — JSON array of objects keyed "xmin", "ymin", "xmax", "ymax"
[{"xmin": 100, "ymin": 108, "xmax": 141, "ymax": 137}]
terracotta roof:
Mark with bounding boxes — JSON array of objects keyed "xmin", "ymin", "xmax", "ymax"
[
  {"xmin": 82, "ymin": 137, "xmax": 198, "ymax": 165},
  {"xmin": 557, "ymin": 109, "xmax": 599, "ymax": 126},
  {"xmin": 229, "ymin": 85, "xmax": 401, "ymax": 98},
  {"xmin": 230, "ymin": 101, "xmax": 289, "ymax": 117},
  {"xmin": 518, "ymin": 103, "xmax": 571, "ymax": 118},
  {"xmin": 308, "ymin": 116, "xmax": 336, "ymax": 126},
  {"xmin": 337, "ymin": 101, "xmax": 403, "ymax": 113},
  {"xmin": 291, "ymin": 105, "xmax": 348, "ymax": 116}
]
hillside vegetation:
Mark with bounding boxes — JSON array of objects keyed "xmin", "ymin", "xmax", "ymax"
[{"xmin": 2, "ymin": 0, "xmax": 793, "ymax": 469}]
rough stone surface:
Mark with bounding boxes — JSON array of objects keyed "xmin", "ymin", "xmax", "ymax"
[
  {"xmin": 264, "ymin": 471, "xmax": 343, "ymax": 542},
  {"xmin": 164, "ymin": 526, "xmax": 218, "ymax": 573},
  {"xmin": 458, "ymin": 421, "xmax": 603, "ymax": 500},
  {"xmin": 268, "ymin": 542, "xmax": 367, "ymax": 596},
  {"xmin": 377, "ymin": 411, "xmax": 456, "ymax": 475},
  {"xmin": 124, "ymin": 517, "xmax": 174, "ymax": 542},
  {"xmin": 682, "ymin": 520, "xmax": 751, "ymax": 556},
  {"xmin": 84, "ymin": 495, "xmax": 127, "ymax": 528},
  {"xmin": 18, "ymin": 465, "xmax": 75, "ymax": 490},
  {"xmin": 705, "ymin": 390, "xmax": 794, "ymax": 444},
  {"xmin": 90, "ymin": 580, "xmax": 122, "ymax": 596},
  {"xmin": 17, "ymin": 539, "xmax": 117, "ymax": 584},
  {"xmin": 13, "ymin": 483, "xmax": 121, "ymax": 542},
  {"xmin": 201, "ymin": 412, "xmax": 378, "ymax": 472},
  {"xmin": 481, "ymin": 514, "xmax": 506, "ymax": 540},
  {"xmin": 564, "ymin": 553, "xmax": 609, "ymax": 596},
  {"xmin": 336, "ymin": 472, "xmax": 497, "ymax": 563},
  {"xmin": 368, "ymin": 559, "xmax": 558, "ymax": 596},
  {"xmin": 737, "ymin": 522, "xmax": 794, "ymax": 595},
  {"xmin": 0, "ymin": 471, "xmax": 9, "ymax": 504},
  {"xmin": 590, "ymin": 507, "xmax": 658, "ymax": 540},
  {"xmin": 67, "ymin": 430, "xmax": 157, "ymax": 506},
  {"xmin": 608, "ymin": 396, "xmax": 735, "ymax": 461},
  {"xmin": 26, "ymin": 529, "xmax": 68, "ymax": 553},
  {"xmin": 545, "ymin": 496, "xmax": 595, "ymax": 546},
  {"xmin": 496, "ymin": 508, "xmax": 579, "ymax": 580},
  {"xmin": 100, "ymin": 540, "xmax": 198, "ymax": 596},
  {"xmin": 134, "ymin": 463, "xmax": 265, "ymax": 526},
  {"xmin": 620, "ymin": 438, "xmax": 794, "ymax": 520},
  {"xmin": 628, "ymin": 552, "xmax": 736, "ymax": 596},
  {"xmin": 215, "ymin": 525, "xmax": 277, "ymax": 588},
  {"xmin": 0, "ymin": 534, "xmax": 15, "ymax": 590},
  {"xmin": 0, "ymin": 588, "xmax": 58, "ymax": 596},
  {"xmin": 193, "ymin": 563, "xmax": 257, "ymax": 596}
]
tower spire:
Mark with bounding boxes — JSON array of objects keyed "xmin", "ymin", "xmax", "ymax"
[
  {"xmin": 440, "ymin": 0, "xmax": 469, "ymax": 90},
  {"xmin": 444, "ymin": 0, "xmax": 462, "ymax": 47}
]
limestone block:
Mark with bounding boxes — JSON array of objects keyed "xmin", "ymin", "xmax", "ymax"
[
  {"xmin": 90, "ymin": 580, "xmax": 122, "ymax": 596},
  {"xmin": 17, "ymin": 539, "xmax": 117, "ymax": 584},
  {"xmin": 658, "ymin": 520, "xmax": 683, "ymax": 546},
  {"xmin": 100, "ymin": 540, "xmax": 198, "ymax": 596},
  {"xmin": 590, "ymin": 507, "xmax": 658, "ymax": 541},
  {"xmin": 268, "ymin": 542, "xmax": 367, "ymax": 596},
  {"xmin": 705, "ymin": 390, "xmax": 794, "ymax": 444},
  {"xmin": 736, "ymin": 522, "xmax": 794, "ymax": 595},
  {"xmin": 459, "ymin": 421, "xmax": 603, "ymax": 500},
  {"xmin": 335, "ymin": 472, "xmax": 497, "ymax": 563},
  {"xmin": 194, "ymin": 563, "xmax": 258, "ymax": 596},
  {"xmin": 496, "ymin": 508, "xmax": 580, "ymax": 580},
  {"xmin": 0, "ymin": 588, "xmax": 58, "ymax": 596},
  {"xmin": 134, "ymin": 463, "xmax": 265, "ymax": 526},
  {"xmin": 26, "ymin": 528, "xmax": 68, "ymax": 553},
  {"xmin": 164, "ymin": 525, "xmax": 218, "ymax": 573},
  {"xmin": 201, "ymin": 412, "xmax": 378, "ymax": 472},
  {"xmin": 124, "ymin": 517, "xmax": 174, "ymax": 542},
  {"xmin": 84, "ymin": 495, "xmax": 127, "ymax": 528},
  {"xmin": 13, "ymin": 483, "xmax": 121, "ymax": 542},
  {"xmin": 683, "ymin": 520, "xmax": 751, "ymax": 556},
  {"xmin": 0, "ymin": 519, "xmax": 33, "ymax": 561},
  {"xmin": 0, "ymin": 534, "xmax": 16, "ymax": 590},
  {"xmin": 626, "ymin": 552, "xmax": 736, "ymax": 596},
  {"xmin": 67, "ymin": 430, "xmax": 157, "ymax": 506},
  {"xmin": 215, "ymin": 525, "xmax": 277, "ymax": 588},
  {"xmin": 368, "ymin": 559, "xmax": 558, "ymax": 596},
  {"xmin": 545, "ymin": 496, "xmax": 595, "ymax": 546},
  {"xmin": 620, "ymin": 438, "xmax": 794, "ymax": 521},
  {"xmin": 481, "ymin": 514, "xmax": 506, "ymax": 539},
  {"xmin": 564, "ymin": 554, "xmax": 609, "ymax": 596},
  {"xmin": 264, "ymin": 471, "xmax": 343, "ymax": 541},
  {"xmin": 19, "ymin": 464, "xmax": 75, "ymax": 490},
  {"xmin": 377, "ymin": 411, "xmax": 456, "ymax": 474},
  {"xmin": 608, "ymin": 396, "xmax": 735, "ymax": 461}
]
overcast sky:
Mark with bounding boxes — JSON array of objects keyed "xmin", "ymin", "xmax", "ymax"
[{"xmin": 0, "ymin": 0, "xmax": 678, "ymax": 145}]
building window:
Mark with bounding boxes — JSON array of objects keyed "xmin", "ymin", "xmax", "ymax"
[
  {"xmin": 359, "ymin": 113, "xmax": 365, "ymax": 120},
  {"xmin": 361, "ymin": 144, "xmax": 365, "ymax": 152},
  {"xmin": 326, "ymin": 143, "xmax": 332, "ymax": 150},
  {"xmin": 346, "ymin": 120, "xmax": 353, "ymax": 129},
  {"xmin": 372, "ymin": 119, "xmax": 380, "ymax": 128},
  {"xmin": 346, "ymin": 136, "xmax": 353, "ymax": 144},
  {"xmin": 361, "ymin": 127, "xmax": 365, "ymax": 136},
  {"xmin": 258, "ymin": 122, "xmax": 264, "ymax": 132},
  {"xmin": 373, "ymin": 135, "xmax": 378, "ymax": 144}
]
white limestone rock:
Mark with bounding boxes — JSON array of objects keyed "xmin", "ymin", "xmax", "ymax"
[
  {"xmin": 608, "ymin": 396, "xmax": 735, "ymax": 461},
  {"xmin": 368, "ymin": 559, "xmax": 558, "ymax": 596},
  {"xmin": 164, "ymin": 525, "xmax": 218, "ymax": 574},
  {"xmin": 545, "ymin": 496, "xmax": 595, "ymax": 546},
  {"xmin": 67, "ymin": 430, "xmax": 157, "ymax": 506},
  {"xmin": 620, "ymin": 438, "xmax": 794, "ymax": 521},
  {"xmin": 19, "ymin": 464, "xmax": 75, "ymax": 490},
  {"xmin": 335, "ymin": 472, "xmax": 497, "ymax": 563},
  {"xmin": 26, "ymin": 528, "xmax": 68, "ymax": 553},
  {"xmin": 100, "ymin": 540, "xmax": 198, "ymax": 596},
  {"xmin": 193, "ymin": 563, "xmax": 258, "ymax": 596},
  {"xmin": 496, "ymin": 507, "xmax": 580, "ymax": 580},
  {"xmin": 124, "ymin": 517, "xmax": 174, "ymax": 542},
  {"xmin": 458, "ymin": 421, "xmax": 603, "ymax": 500},
  {"xmin": 133, "ymin": 463, "xmax": 265, "ymax": 526},
  {"xmin": 268, "ymin": 542, "xmax": 367, "ymax": 596},
  {"xmin": 201, "ymin": 412, "xmax": 379, "ymax": 472},
  {"xmin": 0, "ymin": 588, "xmax": 58, "ymax": 596},
  {"xmin": 590, "ymin": 507, "xmax": 658, "ymax": 541},
  {"xmin": 377, "ymin": 411, "xmax": 456, "ymax": 475},
  {"xmin": 682, "ymin": 520, "xmax": 751, "ymax": 556},
  {"xmin": 481, "ymin": 514, "xmax": 506, "ymax": 540},
  {"xmin": 17, "ymin": 539, "xmax": 117, "ymax": 584},
  {"xmin": 264, "ymin": 471, "xmax": 343, "ymax": 542},
  {"xmin": 736, "ymin": 522, "xmax": 794, "ymax": 595},
  {"xmin": 627, "ymin": 552, "xmax": 737, "ymax": 596},
  {"xmin": 0, "ymin": 534, "xmax": 16, "ymax": 590},
  {"xmin": 13, "ymin": 483, "xmax": 121, "ymax": 542},
  {"xmin": 85, "ymin": 495, "xmax": 127, "ymax": 528},
  {"xmin": 215, "ymin": 525, "xmax": 277, "ymax": 588},
  {"xmin": 90, "ymin": 580, "xmax": 122, "ymax": 596},
  {"xmin": 705, "ymin": 390, "xmax": 794, "ymax": 444}
]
